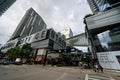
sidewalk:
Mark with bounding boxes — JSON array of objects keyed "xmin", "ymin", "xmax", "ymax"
[{"xmin": 79, "ymin": 68, "xmax": 120, "ymax": 80}]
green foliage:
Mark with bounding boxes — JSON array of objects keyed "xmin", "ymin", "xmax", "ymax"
[
  {"xmin": 7, "ymin": 43, "xmax": 33, "ymax": 60},
  {"xmin": 61, "ymin": 54, "xmax": 72, "ymax": 65},
  {"xmin": 7, "ymin": 46, "xmax": 22, "ymax": 60},
  {"xmin": 81, "ymin": 54, "xmax": 92, "ymax": 68},
  {"xmin": 22, "ymin": 43, "xmax": 32, "ymax": 51},
  {"xmin": 22, "ymin": 43, "xmax": 32, "ymax": 58}
]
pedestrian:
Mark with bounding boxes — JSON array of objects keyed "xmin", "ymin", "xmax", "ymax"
[
  {"xmin": 78, "ymin": 62, "xmax": 83, "ymax": 67},
  {"xmin": 51, "ymin": 58, "xmax": 55, "ymax": 67},
  {"xmin": 94, "ymin": 64, "xmax": 99, "ymax": 72},
  {"xmin": 99, "ymin": 64, "xmax": 103, "ymax": 73}
]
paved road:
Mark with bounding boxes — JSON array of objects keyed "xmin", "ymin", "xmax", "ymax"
[
  {"xmin": 85, "ymin": 74, "xmax": 115, "ymax": 80},
  {"xmin": 0, "ymin": 65, "xmax": 85, "ymax": 80}
]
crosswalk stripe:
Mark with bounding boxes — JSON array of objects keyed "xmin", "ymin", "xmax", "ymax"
[
  {"xmin": 85, "ymin": 74, "xmax": 88, "ymax": 80},
  {"xmin": 85, "ymin": 74, "xmax": 115, "ymax": 80}
]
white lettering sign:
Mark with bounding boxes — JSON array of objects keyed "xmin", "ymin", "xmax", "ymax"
[
  {"xmin": 97, "ymin": 51, "xmax": 120, "ymax": 70},
  {"xmin": 19, "ymin": 30, "xmax": 47, "ymax": 46}
]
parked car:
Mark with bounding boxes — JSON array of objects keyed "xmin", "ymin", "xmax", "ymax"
[
  {"xmin": 9, "ymin": 61, "xmax": 15, "ymax": 64},
  {"xmin": 2, "ymin": 58, "xmax": 9, "ymax": 65},
  {"xmin": 14, "ymin": 58, "xmax": 22, "ymax": 65}
]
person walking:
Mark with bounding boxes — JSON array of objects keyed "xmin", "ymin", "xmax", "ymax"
[
  {"xmin": 94, "ymin": 64, "xmax": 99, "ymax": 72},
  {"xmin": 99, "ymin": 64, "xmax": 103, "ymax": 73}
]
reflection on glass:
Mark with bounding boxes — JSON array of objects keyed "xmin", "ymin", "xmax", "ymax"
[
  {"xmin": 93, "ymin": 0, "xmax": 110, "ymax": 11},
  {"xmin": 93, "ymin": 25, "xmax": 120, "ymax": 52}
]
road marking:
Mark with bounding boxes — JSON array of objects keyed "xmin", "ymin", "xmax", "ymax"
[
  {"xmin": 85, "ymin": 74, "xmax": 115, "ymax": 80},
  {"xmin": 85, "ymin": 74, "xmax": 88, "ymax": 80}
]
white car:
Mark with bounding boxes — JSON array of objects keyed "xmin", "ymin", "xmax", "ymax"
[{"xmin": 14, "ymin": 58, "xmax": 22, "ymax": 65}]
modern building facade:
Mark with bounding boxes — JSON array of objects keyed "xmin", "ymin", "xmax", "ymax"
[
  {"xmin": 10, "ymin": 7, "xmax": 46, "ymax": 39},
  {"xmin": 87, "ymin": 0, "xmax": 120, "ymax": 13},
  {"xmin": 1, "ymin": 8, "xmax": 66, "ymax": 63},
  {"xmin": 86, "ymin": 1, "xmax": 120, "ymax": 70},
  {"xmin": 0, "ymin": 0, "xmax": 16, "ymax": 16},
  {"xmin": 60, "ymin": 27, "xmax": 73, "ymax": 39}
]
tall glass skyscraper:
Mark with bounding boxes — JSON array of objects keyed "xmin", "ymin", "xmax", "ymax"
[
  {"xmin": 87, "ymin": 0, "xmax": 120, "ymax": 13},
  {"xmin": 11, "ymin": 8, "xmax": 47, "ymax": 39},
  {"xmin": 0, "ymin": 0, "xmax": 16, "ymax": 16}
]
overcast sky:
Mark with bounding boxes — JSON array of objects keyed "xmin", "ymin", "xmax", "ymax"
[{"xmin": 0, "ymin": 0, "xmax": 92, "ymax": 46}]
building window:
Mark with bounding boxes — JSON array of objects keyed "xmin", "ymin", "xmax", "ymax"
[
  {"xmin": 56, "ymin": 34, "xmax": 58, "ymax": 41},
  {"xmin": 50, "ymin": 30, "xmax": 55, "ymax": 39},
  {"xmin": 59, "ymin": 38, "xmax": 62, "ymax": 44},
  {"xmin": 92, "ymin": 25, "xmax": 120, "ymax": 52},
  {"xmin": 93, "ymin": 0, "xmax": 110, "ymax": 11}
]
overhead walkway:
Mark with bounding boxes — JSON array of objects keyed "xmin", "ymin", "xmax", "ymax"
[{"xmin": 66, "ymin": 33, "xmax": 88, "ymax": 46}]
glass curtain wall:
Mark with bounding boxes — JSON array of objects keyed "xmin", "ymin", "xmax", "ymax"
[
  {"xmin": 92, "ymin": 25, "xmax": 120, "ymax": 52},
  {"xmin": 93, "ymin": 0, "xmax": 110, "ymax": 11}
]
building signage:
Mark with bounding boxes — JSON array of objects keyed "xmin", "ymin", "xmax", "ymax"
[
  {"xmin": 19, "ymin": 30, "xmax": 47, "ymax": 46},
  {"xmin": 1, "ymin": 39, "xmax": 18, "ymax": 53},
  {"xmin": 1, "ymin": 30, "xmax": 47, "ymax": 53},
  {"xmin": 32, "ymin": 30, "xmax": 47, "ymax": 42},
  {"xmin": 97, "ymin": 51, "xmax": 120, "ymax": 70}
]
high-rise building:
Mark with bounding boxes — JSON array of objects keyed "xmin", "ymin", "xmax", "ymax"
[
  {"xmin": 0, "ymin": 0, "xmax": 16, "ymax": 16},
  {"xmin": 86, "ymin": 0, "xmax": 120, "ymax": 70},
  {"xmin": 60, "ymin": 27, "xmax": 73, "ymax": 39},
  {"xmin": 87, "ymin": 0, "xmax": 120, "ymax": 13},
  {"xmin": 1, "ymin": 7, "xmax": 66, "ymax": 62},
  {"xmin": 11, "ymin": 8, "xmax": 46, "ymax": 39}
]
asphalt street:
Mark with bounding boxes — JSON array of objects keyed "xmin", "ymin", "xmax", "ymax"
[{"xmin": 0, "ymin": 65, "xmax": 85, "ymax": 80}]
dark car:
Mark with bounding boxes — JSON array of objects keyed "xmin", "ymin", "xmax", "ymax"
[{"xmin": 2, "ymin": 58, "xmax": 9, "ymax": 65}]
